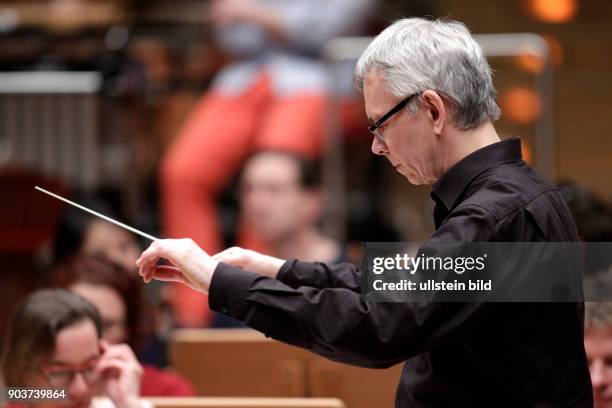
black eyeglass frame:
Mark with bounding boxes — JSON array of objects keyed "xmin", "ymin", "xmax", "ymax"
[{"xmin": 368, "ymin": 91, "xmax": 422, "ymax": 143}]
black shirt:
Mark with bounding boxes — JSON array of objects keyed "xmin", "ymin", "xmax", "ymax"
[{"xmin": 209, "ymin": 137, "xmax": 593, "ymax": 407}]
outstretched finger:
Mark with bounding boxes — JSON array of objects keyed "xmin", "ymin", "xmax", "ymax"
[{"xmin": 138, "ymin": 258, "xmax": 156, "ymax": 282}]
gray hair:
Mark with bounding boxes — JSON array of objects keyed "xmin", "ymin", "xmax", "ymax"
[
  {"xmin": 584, "ymin": 268, "xmax": 612, "ymax": 329},
  {"xmin": 585, "ymin": 302, "xmax": 612, "ymax": 330},
  {"xmin": 355, "ymin": 17, "xmax": 501, "ymax": 130}
]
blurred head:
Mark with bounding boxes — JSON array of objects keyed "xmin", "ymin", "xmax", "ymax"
[
  {"xmin": 355, "ymin": 18, "xmax": 500, "ymax": 185},
  {"xmin": 585, "ymin": 302, "xmax": 612, "ymax": 407},
  {"xmin": 2, "ymin": 289, "xmax": 102, "ymax": 408},
  {"xmin": 559, "ymin": 183, "xmax": 612, "ymax": 276},
  {"xmin": 53, "ymin": 199, "xmax": 141, "ymax": 272},
  {"xmin": 50, "ymin": 256, "xmax": 147, "ymax": 352},
  {"xmin": 559, "ymin": 182, "xmax": 612, "ymax": 242},
  {"xmin": 240, "ymin": 151, "xmax": 322, "ymax": 242}
]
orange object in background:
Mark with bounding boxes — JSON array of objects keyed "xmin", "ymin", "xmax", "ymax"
[
  {"xmin": 526, "ymin": 0, "xmax": 579, "ymax": 23},
  {"xmin": 500, "ymin": 86, "xmax": 542, "ymax": 125},
  {"xmin": 515, "ymin": 52, "xmax": 546, "ymax": 74},
  {"xmin": 515, "ymin": 35, "xmax": 564, "ymax": 73}
]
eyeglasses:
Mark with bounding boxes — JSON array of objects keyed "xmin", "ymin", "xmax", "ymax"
[
  {"xmin": 368, "ymin": 92, "xmax": 422, "ymax": 144},
  {"xmin": 42, "ymin": 357, "xmax": 101, "ymax": 388}
]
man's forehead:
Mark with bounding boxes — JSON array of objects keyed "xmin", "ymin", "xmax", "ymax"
[
  {"xmin": 362, "ymin": 70, "xmax": 384, "ymax": 97},
  {"xmin": 363, "ymin": 72, "xmax": 394, "ymax": 121},
  {"xmin": 585, "ymin": 327, "xmax": 612, "ymax": 356}
]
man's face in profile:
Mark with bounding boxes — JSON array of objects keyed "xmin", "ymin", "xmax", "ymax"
[
  {"xmin": 363, "ymin": 71, "xmax": 439, "ymax": 186},
  {"xmin": 585, "ymin": 326, "xmax": 612, "ymax": 407}
]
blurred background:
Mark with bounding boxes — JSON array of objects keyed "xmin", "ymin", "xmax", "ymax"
[{"xmin": 0, "ymin": 0, "xmax": 611, "ymax": 396}]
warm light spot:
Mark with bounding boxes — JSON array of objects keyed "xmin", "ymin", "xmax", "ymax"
[
  {"xmin": 515, "ymin": 36, "xmax": 563, "ymax": 73},
  {"xmin": 516, "ymin": 53, "xmax": 546, "ymax": 74},
  {"xmin": 501, "ymin": 87, "xmax": 542, "ymax": 124},
  {"xmin": 527, "ymin": 0, "xmax": 578, "ymax": 23}
]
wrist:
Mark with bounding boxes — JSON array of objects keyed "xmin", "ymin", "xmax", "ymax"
[
  {"xmin": 196, "ymin": 258, "xmax": 220, "ymax": 293},
  {"xmin": 270, "ymin": 257, "xmax": 285, "ymax": 277}
]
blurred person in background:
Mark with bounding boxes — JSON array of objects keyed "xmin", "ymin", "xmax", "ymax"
[
  {"xmin": 239, "ymin": 150, "xmax": 343, "ymax": 264},
  {"xmin": 585, "ymin": 301, "xmax": 612, "ymax": 408},
  {"xmin": 160, "ymin": 0, "xmax": 376, "ymax": 327},
  {"xmin": 559, "ymin": 182, "xmax": 612, "ymax": 276},
  {"xmin": 49, "ymin": 256, "xmax": 194, "ymax": 397},
  {"xmin": 559, "ymin": 182, "xmax": 612, "ymax": 243},
  {"xmin": 52, "ymin": 199, "xmax": 173, "ymax": 341},
  {"xmin": 213, "ymin": 150, "xmax": 345, "ymax": 327},
  {"xmin": 53, "ymin": 199, "xmax": 142, "ymax": 274},
  {"xmin": 1, "ymin": 289, "xmax": 147, "ymax": 408}
]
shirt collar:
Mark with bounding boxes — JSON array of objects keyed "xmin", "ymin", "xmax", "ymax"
[{"xmin": 431, "ymin": 137, "xmax": 523, "ymax": 211}]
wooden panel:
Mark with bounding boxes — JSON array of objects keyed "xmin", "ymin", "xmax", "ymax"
[
  {"xmin": 307, "ymin": 359, "xmax": 402, "ymax": 408},
  {"xmin": 145, "ymin": 397, "xmax": 345, "ymax": 408},
  {"xmin": 169, "ymin": 329, "xmax": 406, "ymax": 407},
  {"xmin": 169, "ymin": 329, "xmax": 311, "ymax": 397}
]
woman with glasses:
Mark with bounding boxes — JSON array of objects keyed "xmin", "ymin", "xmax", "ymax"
[
  {"xmin": 1, "ymin": 289, "xmax": 147, "ymax": 408},
  {"xmin": 48, "ymin": 256, "xmax": 194, "ymax": 397}
]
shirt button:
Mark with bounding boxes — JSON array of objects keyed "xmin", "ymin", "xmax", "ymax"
[{"xmin": 221, "ymin": 306, "xmax": 229, "ymax": 314}]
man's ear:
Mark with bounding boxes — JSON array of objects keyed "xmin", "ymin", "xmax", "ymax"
[{"xmin": 422, "ymin": 90, "xmax": 447, "ymax": 134}]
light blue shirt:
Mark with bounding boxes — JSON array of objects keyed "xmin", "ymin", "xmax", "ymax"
[{"xmin": 212, "ymin": 0, "xmax": 376, "ymax": 97}]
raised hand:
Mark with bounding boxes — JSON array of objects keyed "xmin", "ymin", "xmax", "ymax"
[
  {"xmin": 96, "ymin": 341, "xmax": 143, "ymax": 408},
  {"xmin": 136, "ymin": 238, "xmax": 219, "ymax": 294}
]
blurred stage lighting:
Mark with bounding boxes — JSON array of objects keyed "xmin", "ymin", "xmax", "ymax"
[
  {"xmin": 526, "ymin": 0, "xmax": 579, "ymax": 23},
  {"xmin": 501, "ymin": 86, "xmax": 542, "ymax": 124},
  {"xmin": 515, "ymin": 35, "xmax": 563, "ymax": 73}
]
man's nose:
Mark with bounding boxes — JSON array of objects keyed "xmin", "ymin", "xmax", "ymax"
[
  {"xmin": 591, "ymin": 360, "xmax": 606, "ymax": 389},
  {"xmin": 371, "ymin": 137, "xmax": 387, "ymax": 156}
]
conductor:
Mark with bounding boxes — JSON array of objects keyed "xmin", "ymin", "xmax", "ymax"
[{"xmin": 137, "ymin": 18, "xmax": 593, "ymax": 407}]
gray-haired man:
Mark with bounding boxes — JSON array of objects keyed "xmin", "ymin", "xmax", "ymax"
[{"xmin": 138, "ymin": 18, "xmax": 593, "ymax": 407}]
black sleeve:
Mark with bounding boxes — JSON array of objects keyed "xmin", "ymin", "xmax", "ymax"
[
  {"xmin": 209, "ymin": 205, "xmax": 495, "ymax": 368},
  {"xmin": 276, "ymin": 259, "xmax": 362, "ymax": 292}
]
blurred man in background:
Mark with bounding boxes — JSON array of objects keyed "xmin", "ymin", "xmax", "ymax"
[
  {"xmin": 239, "ymin": 150, "xmax": 343, "ymax": 264},
  {"xmin": 215, "ymin": 150, "xmax": 345, "ymax": 327}
]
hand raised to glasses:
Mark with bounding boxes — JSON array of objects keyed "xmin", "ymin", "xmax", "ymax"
[
  {"xmin": 136, "ymin": 239, "xmax": 286, "ymax": 293},
  {"xmin": 96, "ymin": 340, "xmax": 143, "ymax": 408}
]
